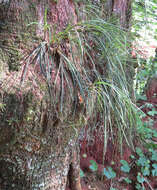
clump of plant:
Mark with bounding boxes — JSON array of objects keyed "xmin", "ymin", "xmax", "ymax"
[
  {"xmin": 119, "ymin": 147, "xmax": 157, "ymax": 190},
  {"xmin": 20, "ymin": 2, "xmax": 138, "ymax": 154},
  {"xmin": 80, "ymin": 146, "xmax": 157, "ymax": 189},
  {"xmin": 136, "ymin": 109, "xmax": 157, "ymax": 147},
  {"xmin": 135, "ymin": 56, "xmax": 157, "ymax": 98},
  {"xmin": 80, "ymin": 159, "xmax": 116, "ymax": 179}
]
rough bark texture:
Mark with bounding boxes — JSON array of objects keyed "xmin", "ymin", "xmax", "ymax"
[
  {"xmin": 0, "ymin": 91, "xmax": 83, "ymax": 190},
  {"xmin": 0, "ymin": 0, "xmax": 83, "ymax": 189}
]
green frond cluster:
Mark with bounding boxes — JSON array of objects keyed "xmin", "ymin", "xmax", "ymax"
[{"xmin": 21, "ymin": 3, "xmax": 136, "ymax": 152}]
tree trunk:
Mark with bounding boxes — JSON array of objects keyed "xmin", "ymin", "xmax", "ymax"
[
  {"xmin": 0, "ymin": 0, "xmax": 133, "ymax": 190},
  {"xmin": 0, "ymin": 1, "xmax": 83, "ymax": 189}
]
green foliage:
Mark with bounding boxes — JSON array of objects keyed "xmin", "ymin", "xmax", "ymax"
[
  {"xmin": 135, "ymin": 57, "xmax": 157, "ymax": 96},
  {"xmin": 90, "ymin": 136, "xmax": 152, "ymax": 188},
  {"xmin": 133, "ymin": 0, "xmax": 157, "ymax": 101},
  {"xmin": 136, "ymin": 147, "xmax": 144, "ymax": 156},
  {"xmin": 0, "ymin": 103, "xmax": 6, "ymax": 111},
  {"xmin": 83, "ymin": 145, "xmax": 157, "ymax": 187},
  {"xmin": 136, "ymin": 148, "xmax": 151, "ymax": 177},
  {"xmin": 44, "ymin": 7, "xmax": 50, "ymax": 32},
  {"xmin": 77, "ymin": 1, "xmax": 157, "ymax": 188},
  {"xmin": 23, "ymin": 3, "xmax": 137, "ymax": 151},
  {"xmin": 135, "ymin": 183, "xmax": 145, "ymax": 190},
  {"xmin": 135, "ymin": 108, "xmax": 157, "ymax": 149},
  {"xmin": 149, "ymin": 148, "xmax": 157, "ymax": 162},
  {"xmin": 119, "ymin": 147, "xmax": 157, "ymax": 188},
  {"xmin": 89, "ymin": 160, "xmax": 98, "ymax": 172},
  {"xmin": 137, "ymin": 172, "xmax": 145, "ymax": 183},
  {"xmin": 103, "ymin": 167, "xmax": 116, "ymax": 179},
  {"xmin": 120, "ymin": 160, "xmax": 131, "ymax": 173},
  {"xmin": 132, "ymin": 0, "xmax": 157, "ymax": 41},
  {"xmin": 147, "ymin": 108, "xmax": 157, "ymax": 116},
  {"xmin": 142, "ymin": 166, "xmax": 150, "ymax": 176},
  {"xmin": 80, "ymin": 169, "xmax": 85, "ymax": 178},
  {"xmin": 152, "ymin": 163, "xmax": 157, "ymax": 176},
  {"xmin": 7, "ymin": 118, "xmax": 19, "ymax": 126},
  {"xmin": 85, "ymin": 159, "xmax": 116, "ymax": 179},
  {"xmin": 138, "ymin": 174, "xmax": 145, "ymax": 184},
  {"xmin": 123, "ymin": 177, "xmax": 132, "ymax": 184}
]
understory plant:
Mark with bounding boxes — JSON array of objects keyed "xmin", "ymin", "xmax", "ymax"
[
  {"xmin": 119, "ymin": 147, "xmax": 157, "ymax": 190},
  {"xmin": 135, "ymin": 56, "xmax": 157, "ymax": 98},
  {"xmin": 80, "ymin": 146, "xmax": 157, "ymax": 189},
  {"xmin": 19, "ymin": 2, "xmax": 138, "ymax": 155}
]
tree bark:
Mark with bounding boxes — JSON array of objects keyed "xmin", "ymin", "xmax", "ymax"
[{"xmin": 0, "ymin": 1, "xmax": 83, "ymax": 189}]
